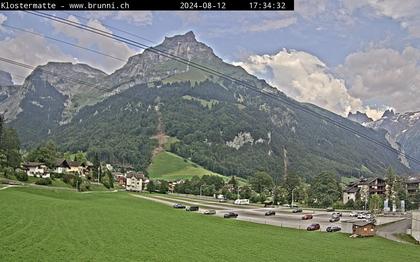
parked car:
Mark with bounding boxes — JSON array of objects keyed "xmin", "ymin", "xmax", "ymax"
[
  {"xmin": 173, "ymin": 203, "xmax": 185, "ymax": 209},
  {"xmin": 329, "ymin": 216, "xmax": 340, "ymax": 222},
  {"xmin": 292, "ymin": 208, "xmax": 303, "ymax": 213},
  {"xmin": 332, "ymin": 212, "xmax": 342, "ymax": 217},
  {"xmin": 326, "ymin": 207, "xmax": 335, "ymax": 212},
  {"xmin": 350, "ymin": 211, "xmax": 358, "ymax": 217},
  {"xmin": 302, "ymin": 214, "xmax": 313, "ymax": 220},
  {"xmin": 326, "ymin": 226, "xmax": 341, "ymax": 232},
  {"xmin": 186, "ymin": 206, "xmax": 199, "ymax": 211},
  {"xmin": 224, "ymin": 212, "xmax": 238, "ymax": 218},
  {"xmin": 307, "ymin": 223, "xmax": 321, "ymax": 231},
  {"xmin": 204, "ymin": 209, "xmax": 216, "ymax": 215},
  {"xmin": 265, "ymin": 210, "xmax": 276, "ymax": 216}
]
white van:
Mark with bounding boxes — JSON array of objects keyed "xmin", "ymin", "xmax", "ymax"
[{"xmin": 234, "ymin": 199, "xmax": 250, "ymax": 205}]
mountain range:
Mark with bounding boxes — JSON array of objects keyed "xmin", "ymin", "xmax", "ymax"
[
  {"xmin": 0, "ymin": 31, "xmax": 413, "ymax": 179},
  {"xmin": 348, "ymin": 110, "xmax": 420, "ymax": 171}
]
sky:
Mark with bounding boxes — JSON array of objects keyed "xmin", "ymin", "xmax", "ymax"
[{"xmin": 1, "ymin": 0, "xmax": 420, "ymax": 119}]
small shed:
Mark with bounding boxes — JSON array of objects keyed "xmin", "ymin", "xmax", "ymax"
[{"xmin": 352, "ymin": 221, "xmax": 376, "ymax": 237}]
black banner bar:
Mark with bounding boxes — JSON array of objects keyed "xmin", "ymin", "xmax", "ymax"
[{"xmin": 0, "ymin": 0, "xmax": 294, "ymax": 11}]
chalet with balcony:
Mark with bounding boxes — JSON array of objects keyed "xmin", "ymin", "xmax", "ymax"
[
  {"xmin": 343, "ymin": 177, "xmax": 386, "ymax": 204},
  {"xmin": 406, "ymin": 177, "xmax": 420, "ymax": 195},
  {"xmin": 126, "ymin": 172, "xmax": 145, "ymax": 192}
]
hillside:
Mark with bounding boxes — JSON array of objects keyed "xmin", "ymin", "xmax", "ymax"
[
  {"xmin": 147, "ymin": 151, "xmax": 224, "ymax": 180},
  {"xmin": 2, "ymin": 31, "xmax": 411, "ymax": 179}
]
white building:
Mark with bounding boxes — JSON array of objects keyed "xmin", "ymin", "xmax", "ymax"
[
  {"xmin": 22, "ymin": 162, "xmax": 50, "ymax": 178},
  {"xmin": 126, "ymin": 173, "xmax": 145, "ymax": 192}
]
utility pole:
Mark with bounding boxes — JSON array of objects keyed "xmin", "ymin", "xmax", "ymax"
[{"xmin": 291, "ymin": 188, "xmax": 296, "ymax": 207}]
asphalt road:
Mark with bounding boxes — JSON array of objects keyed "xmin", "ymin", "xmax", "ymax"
[{"xmin": 135, "ymin": 194, "xmax": 343, "ymax": 231}]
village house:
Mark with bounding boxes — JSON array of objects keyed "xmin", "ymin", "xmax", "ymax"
[
  {"xmin": 54, "ymin": 159, "xmax": 84, "ymax": 175},
  {"xmin": 22, "ymin": 162, "xmax": 50, "ymax": 178},
  {"xmin": 126, "ymin": 172, "xmax": 145, "ymax": 192},
  {"xmin": 406, "ymin": 176, "xmax": 420, "ymax": 195},
  {"xmin": 352, "ymin": 221, "xmax": 376, "ymax": 237},
  {"xmin": 343, "ymin": 177, "xmax": 386, "ymax": 204}
]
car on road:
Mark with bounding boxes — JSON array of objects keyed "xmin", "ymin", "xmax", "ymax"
[
  {"xmin": 326, "ymin": 207, "xmax": 335, "ymax": 212},
  {"xmin": 186, "ymin": 206, "xmax": 199, "ymax": 211},
  {"xmin": 283, "ymin": 204, "xmax": 291, "ymax": 207},
  {"xmin": 218, "ymin": 199, "xmax": 227, "ymax": 203},
  {"xmin": 350, "ymin": 211, "xmax": 358, "ymax": 217},
  {"xmin": 292, "ymin": 208, "xmax": 303, "ymax": 213},
  {"xmin": 329, "ymin": 216, "xmax": 340, "ymax": 222},
  {"xmin": 357, "ymin": 212, "xmax": 371, "ymax": 219},
  {"xmin": 302, "ymin": 214, "xmax": 313, "ymax": 220},
  {"xmin": 265, "ymin": 210, "xmax": 276, "ymax": 216},
  {"xmin": 204, "ymin": 209, "xmax": 216, "ymax": 215},
  {"xmin": 307, "ymin": 223, "xmax": 320, "ymax": 231},
  {"xmin": 173, "ymin": 203, "xmax": 186, "ymax": 209},
  {"xmin": 224, "ymin": 212, "xmax": 238, "ymax": 218},
  {"xmin": 332, "ymin": 212, "xmax": 342, "ymax": 217},
  {"xmin": 326, "ymin": 226, "xmax": 341, "ymax": 232}
]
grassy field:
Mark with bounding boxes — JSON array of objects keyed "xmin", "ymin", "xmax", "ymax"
[
  {"xmin": 147, "ymin": 151, "xmax": 225, "ymax": 181},
  {"xmin": 0, "ymin": 187, "xmax": 419, "ymax": 261}
]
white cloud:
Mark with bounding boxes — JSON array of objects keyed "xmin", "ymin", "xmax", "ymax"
[
  {"xmin": 51, "ymin": 15, "xmax": 136, "ymax": 73},
  {"xmin": 344, "ymin": 0, "xmax": 420, "ymax": 38},
  {"xmin": 88, "ymin": 11, "xmax": 153, "ymax": 26},
  {"xmin": 337, "ymin": 46, "xmax": 420, "ymax": 113},
  {"xmin": 0, "ymin": 13, "xmax": 6, "ymax": 25},
  {"xmin": 0, "ymin": 31, "xmax": 73, "ymax": 84},
  {"xmin": 248, "ymin": 17, "xmax": 297, "ymax": 32},
  {"xmin": 235, "ymin": 49, "xmax": 366, "ymax": 117}
]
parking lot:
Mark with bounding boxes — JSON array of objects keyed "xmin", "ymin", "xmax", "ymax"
[{"xmin": 132, "ymin": 193, "xmax": 403, "ymax": 232}]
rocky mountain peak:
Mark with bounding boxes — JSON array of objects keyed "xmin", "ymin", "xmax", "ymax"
[
  {"xmin": 382, "ymin": 109, "xmax": 395, "ymax": 118},
  {"xmin": 347, "ymin": 111, "xmax": 373, "ymax": 124},
  {"xmin": 0, "ymin": 70, "xmax": 13, "ymax": 86}
]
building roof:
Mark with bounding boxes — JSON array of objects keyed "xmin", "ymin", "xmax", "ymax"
[
  {"xmin": 55, "ymin": 159, "xmax": 81, "ymax": 168},
  {"xmin": 353, "ymin": 221, "xmax": 375, "ymax": 227},
  {"xmin": 126, "ymin": 173, "xmax": 145, "ymax": 180},
  {"xmin": 406, "ymin": 177, "xmax": 420, "ymax": 184},
  {"xmin": 23, "ymin": 162, "xmax": 45, "ymax": 167},
  {"xmin": 344, "ymin": 186, "xmax": 359, "ymax": 193}
]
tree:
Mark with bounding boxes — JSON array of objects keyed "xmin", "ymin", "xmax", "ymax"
[
  {"xmin": 101, "ymin": 169, "xmax": 114, "ymax": 189},
  {"xmin": 26, "ymin": 141, "xmax": 59, "ymax": 168},
  {"xmin": 385, "ymin": 166, "xmax": 396, "ymax": 200},
  {"xmin": 250, "ymin": 171, "xmax": 273, "ymax": 193},
  {"xmin": 282, "ymin": 173, "xmax": 302, "ymax": 203},
  {"xmin": 369, "ymin": 194, "xmax": 383, "ymax": 212},
  {"xmin": 158, "ymin": 180, "xmax": 169, "ymax": 194},
  {"xmin": 0, "ymin": 128, "xmax": 21, "ymax": 169},
  {"xmin": 92, "ymin": 153, "xmax": 101, "ymax": 182},
  {"xmin": 308, "ymin": 172, "xmax": 342, "ymax": 208},
  {"xmin": 227, "ymin": 176, "xmax": 238, "ymax": 191},
  {"xmin": 239, "ymin": 185, "xmax": 253, "ymax": 199},
  {"xmin": 147, "ymin": 180, "xmax": 156, "ymax": 193}
]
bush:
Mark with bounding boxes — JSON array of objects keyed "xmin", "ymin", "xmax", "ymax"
[
  {"xmin": 35, "ymin": 178, "xmax": 52, "ymax": 186},
  {"xmin": 15, "ymin": 171, "xmax": 28, "ymax": 182}
]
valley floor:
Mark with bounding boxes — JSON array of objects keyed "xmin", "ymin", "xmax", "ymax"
[{"xmin": 0, "ymin": 187, "xmax": 419, "ymax": 261}]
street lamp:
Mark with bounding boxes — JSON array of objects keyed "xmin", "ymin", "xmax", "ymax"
[{"xmin": 291, "ymin": 188, "xmax": 297, "ymax": 207}]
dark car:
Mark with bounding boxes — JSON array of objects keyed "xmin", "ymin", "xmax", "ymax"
[
  {"xmin": 302, "ymin": 214, "xmax": 313, "ymax": 220},
  {"xmin": 332, "ymin": 212, "xmax": 342, "ymax": 217},
  {"xmin": 329, "ymin": 216, "xmax": 340, "ymax": 222},
  {"xmin": 292, "ymin": 208, "xmax": 303, "ymax": 213},
  {"xmin": 307, "ymin": 223, "xmax": 321, "ymax": 231},
  {"xmin": 326, "ymin": 226, "xmax": 341, "ymax": 232},
  {"xmin": 224, "ymin": 212, "xmax": 239, "ymax": 218},
  {"xmin": 173, "ymin": 203, "xmax": 185, "ymax": 209},
  {"xmin": 265, "ymin": 210, "xmax": 276, "ymax": 216},
  {"xmin": 326, "ymin": 207, "xmax": 335, "ymax": 212},
  {"xmin": 186, "ymin": 206, "xmax": 199, "ymax": 211}
]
